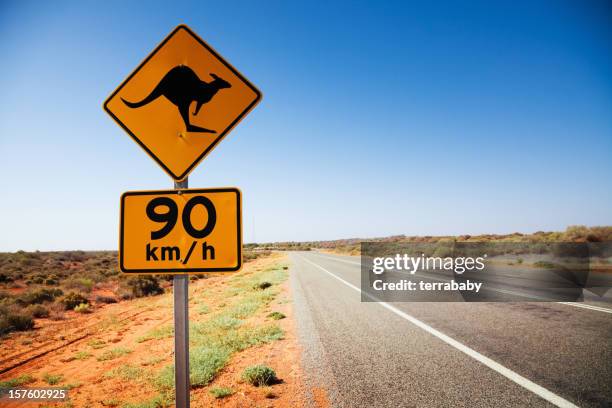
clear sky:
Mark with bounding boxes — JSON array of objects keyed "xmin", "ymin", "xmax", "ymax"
[{"xmin": 0, "ymin": 0, "xmax": 610, "ymax": 251}]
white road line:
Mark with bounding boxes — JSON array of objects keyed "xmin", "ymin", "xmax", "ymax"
[
  {"xmin": 312, "ymin": 252, "xmax": 612, "ymax": 314},
  {"xmin": 557, "ymin": 302, "xmax": 612, "ymax": 314},
  {"xmin": 297, "ymin": 254, "xmax": 580, "ymax": 408}
]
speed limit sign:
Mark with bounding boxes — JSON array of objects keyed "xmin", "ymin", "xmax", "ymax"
[{"xmin": 119, "ymin": 188, "xmax": 242, "ymax": 273}]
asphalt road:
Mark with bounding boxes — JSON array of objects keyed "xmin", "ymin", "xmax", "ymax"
[{"xmin": 289, "ymin": 251, "xmax": 612, "ymax": 408}]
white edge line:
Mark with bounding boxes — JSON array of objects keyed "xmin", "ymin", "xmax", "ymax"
[
  {"xmin": 313, "ymin": 252, "xmax": 612, "ymax": 314},
  {"xmin": 557, "ymin": 302, "xmax": 612, "ymax": 314},
  {"xmin": 297, "ymin": 254, "xmax": 579, "ymax": 408}
]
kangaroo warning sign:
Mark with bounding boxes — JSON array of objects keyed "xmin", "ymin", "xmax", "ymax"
[
  {"xmin": 120, "ymin": 188, "xmax": 242, "ymax": 273},
  {"xmin": 104, "ymin": 25, "xmax": 261, "ymax": 181}
]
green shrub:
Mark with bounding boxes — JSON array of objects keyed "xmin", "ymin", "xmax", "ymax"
[
  {"xmin": 42, "ymin": 373, "xmax": 63, "ymax": 385},
  {"xmin": 126, "ymin": 276, "xmax": 164, "ymax": 297},
  {"xmin": 28, "ymin": 304, "xmax": 50, "ymax": 318},
  {"xmin": 74, "ymin": 303, "xmax": 91, "ymax": 313},
  {"xmin": 73, "ymin": 351, "xmax": 92, "ymax": 360},
  {"xmin": 88, "ymin": 339, "xmax": 106, "ymax": 349},
  {"xmin": 97, "ymin": 347, "xmax": 132, "ymax": 361},
  {"xmin": 65, "ymin": 278, "xmax": 94, "ymax": 293},
  {"xmin": 16, "ymin": 288, "xmax": 63, "ymax": 306},
  {"xmin": 0, "ymin": 273, "xmax": 13, "ymax": 283},
  {"xmin": 241, "ymin": 365, "xmax": 277, "ymax": 386},
  {"xmin": 190, "ymin": 347, "xmax": 230, "ymax": 387},
  {"xmin": 0, "ymin": 310, "xmax": 35, "ymax": 334},
  {"xmin": 60, "ymin": 292, "xmax": 89, "ymax": 310},
  {"xmin": 95, "ymin": 295, "xmax": 117, "ymax": 304},
  {"xmin": 209, "ymin": 386, "xmax": 234, "ymax": 399},
  {"xmin": 0, "ymin": 374, "xmax": 35, "ymax": 388},
  {"xmin": 253, "ymin": 281, "xmax": 272, "ymax": 290},
  {"xmin": 267, "ymin": 312, "xmax": 286, "ymax": 320}
]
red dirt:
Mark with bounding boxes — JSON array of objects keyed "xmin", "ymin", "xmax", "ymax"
[{"xmin": 0, "ymin": 254, "xmax": 316, "ymax": 407}]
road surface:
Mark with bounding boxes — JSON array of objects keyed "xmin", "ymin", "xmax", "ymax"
[{"xmin": 289, "ymin": 251, "xmax": 612, "ymax": 408}]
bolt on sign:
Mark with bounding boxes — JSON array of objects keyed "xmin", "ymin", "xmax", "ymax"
[
  {"xmin": 120, "ymin": 188, "xmax": 242, "ymax": 273},
  {"xmin": 104, "ymin": 24, "xmax": 261, "ymax": 181}
]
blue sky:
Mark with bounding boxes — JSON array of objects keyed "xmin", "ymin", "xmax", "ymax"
[{"xmin": 0, "ymin": 0, "xmax": 610, "ymax": 251}]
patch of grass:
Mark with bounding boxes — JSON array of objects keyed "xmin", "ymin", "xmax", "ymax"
[
  {"xmin": 196, "ymin": 304, "xmax": 209, "ymax": 314},
  {"xmin": 96, "ymin": 295, "xmax": 117, "ymax": 304},
  {"xmin": 227, "ymin": 301, "xmax": 259, "ymax": 319},
  {"xmin": 101, "ymin": 399, "xmax": 121, "ymax": 407},
  {"xmin": 141, "ymin": 356, "xmax": 165, "ymax": 366},
  {"xmin": 104, "ymin": 364, "xmax": 145, "ymax": 381},
  {"xmin": 73, "ymin": 351, "xmax": 92, "ymax": 360},
  {"xmin": 190, "ymin": 347, "xmax": 231, "ymax": 387},
  {"xmin": 124, "ymin": 276, "xmax": 164, "ymax": 298},
  {"xmin": 97, "ymin": 347, "xmax": 132, "ymax": 361},
  {"xmin": 122, "ymin": 395, "xmax": 172, "ymax": 408},
  {"xmin": 150, "ymin": 263, "xmax": 287, "ymax": 392},
  {"xmin": 0, "ymin": 304, "xmax": 36, "ymax": 334},
  {"xmin": 74, "ymin": 303, "xmax": 92, "ymax": 313},
  {"xmin": 209, "ymin": 386, "xmax": 234, "ymax": 399},
  {"xmin": 267, "ymin": 311, "xmax": 286, "ymax": 320},
  {"xmin": 241, "ymin": 365, "xmax": 277, "ymax": 386},
  {"xmin": 253, "ymin": 281, "xmax": 273, "ymax": 290},
  {"xmin": 262, "ymin": 386, "xmax": 277, "ymax": 398},
  {"xmin": 60, "ymin": 292, "xmax": 88, "ymax": 310},
  {"xmin": 0, "ymin": 374, "xmax": 35, "ymax": 388},
  {"xmin": 64, "ymin": 382, "xmax": 82, "ymax": 390},
  {"xmin": 42, "ymin": 373, "xmax": 63, "ymax": 385},
  {"xmin": 534, "ymin": 261, "xmax": 558, "ymax": 269},
  {"xmin": 154, "ymin": 347, "xmax": 230, "ymax": 392},
  {"xmin": 137, "ymin": 325, "xmax": 173, "ymax": 343},
  {"xmin": 28, "ymin": 304, "xmax": 50, "ymax": 318},
  {"xmin": 88, "ymin": 339, "xmax": 107, "ymax": 349}
]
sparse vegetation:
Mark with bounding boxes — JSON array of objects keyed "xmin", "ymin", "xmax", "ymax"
[
  {"xmin": 0, "ymin": 374, "xmax": 35, "ymax": 388},
  {"xmin": 534, "ymin": 261, "xmax": 558, "ymax": 269},
  {"xmin": 0, "ymin": 305, "xmax": 35, "ymax": 334},
  {"xmin": 0, "ymin": 254, "xmax": 287, "ymax": 408},
  {"xmin": 104, "ymin": 364, "xmax": 145, "ymax": 381},
  {"xmin": 73, "ymin": 351, "xmax": 92, "ymax": 360},
  {"xmin": 267, "ymin": 311, "xmax": 286, "ymax": 320},
  {"xmin": 209, "ymin": 386, "xmax": 234, "ymax": 398},
  {"xmin": 74, "ymin": 303, "xmax": 92, "ymax": 313},
  {"xmin": 137, "ymin": 325, "xmax": 173, "ymax": 343},
  {"xmin": 42, "ymin": 373, "xmax": 63, "ymax": 385},
  {"xmin": 152, "ymin": 264, "xmax": 287, "ymax": 396},
  {"xmin": 253, "ymin": 281, "xmax": 272, "ymax": 290},
  {"xmin": 125, "ymin": 276, "xmax": 164, "ymax": 298},
  {"xmin": 122, "ymin": 395, "xmax": 172, "ymax": 408},
  {"xmin": 28, "ymin": 304, "xmax": 50, "ymax": 318},
  {"xmin": 241, "ymin": 365, "xmax": 278, "ymax": 386},
  {"xmin": 247, "ymin": 225, "xmax": 612, "ymax": 255},
  {"xmin": 95, "ymin": 295, "xmax": 117, "ymax": 304},
  {"xmin": 96, "ymin": 347, "xmax": 132, "ymax": 361},
  {"xmin": 60, "ymin": 292, "xmax": 89, "ymax": 310},
  {"xmin": 88, "ymin": 339, "xmax": 106, "ymax": 349}
]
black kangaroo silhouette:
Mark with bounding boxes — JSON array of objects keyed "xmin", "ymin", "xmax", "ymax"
[{"xmin": 121, "ymin": 65, "xmax": 231, "ymax": 133}]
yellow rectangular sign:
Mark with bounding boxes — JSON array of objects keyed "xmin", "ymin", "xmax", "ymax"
[{"xmin": 120, "ymin": 188, "xmax": 241, "ymax": 273}]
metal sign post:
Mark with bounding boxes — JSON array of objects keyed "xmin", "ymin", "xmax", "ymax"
[{"xmin": 173, "ymin": 178, "xmax": 190, "ymax": 408}]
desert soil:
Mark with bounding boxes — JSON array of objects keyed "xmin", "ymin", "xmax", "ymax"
[{"xmin": 0, "ymin": 253, "xmax": 323, "ymax": 408}]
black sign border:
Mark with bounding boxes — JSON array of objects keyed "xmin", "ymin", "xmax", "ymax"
[
  {"xmin": 104, "ymin": 24, "xmax": 262, "ymax": 181},
  {"xmin": 119, "ymin": 187, "xmax": 242, "ymax": 274}
]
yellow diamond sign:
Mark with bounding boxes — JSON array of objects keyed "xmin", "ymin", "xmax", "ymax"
[{"xmin": 104, "ymin": 25, "xmax": 261, "ymax": 180}]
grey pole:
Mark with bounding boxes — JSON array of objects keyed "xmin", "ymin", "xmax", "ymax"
[{"xmin": 174, "ymin": 178, "xmax": 190, "ymax": 408}]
